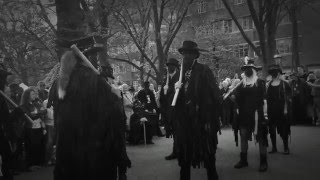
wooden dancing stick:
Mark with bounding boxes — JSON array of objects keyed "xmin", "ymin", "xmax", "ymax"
[
  {"xmin": 223, "ymin": 79, "xmax": 243, "ymax": 100},
  {"xmin": 70, "ymin": 44, "xmax": 100, "ymax": 75},
  {"xmin": 164, "ymin": 70, "xmax": 169, "ymax": 95},
  {"xmin": 0, "ymin": 90, "xmax": 34, "ymax": 124},
  {"xmin": 171, "ymin": 60, "xmax": 183, "ymax": 106}
]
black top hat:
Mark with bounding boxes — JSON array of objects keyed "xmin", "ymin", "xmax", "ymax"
[
  {"xmin": 0, "ymin": 63, "xmax": 12, "ymax": 78},
  {"xmin": 241, "ymin": 58, "xmax": 262, "ymax": 71},
  {"xmin": 268, "ymin": 64, "xmax": 283, "ymax": 74},
  {"xmin": 178, "ymin": 41, "xmax": 206, "ymax": 59},
  {"xmin": 166, "ymin": 58, "xmax": 179, "ymax": 68}
]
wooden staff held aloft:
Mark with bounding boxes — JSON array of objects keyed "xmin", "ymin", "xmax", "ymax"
[
  {"xmin": 163, "ymin": 69, "xmax": 170, "ymax": 95},
  {"xmin": 171, "ymin": 60, "xmax": 183, "ymax": 106},
  {"xmin": 223, "ymin": 79, "xmax": 243, "ymax": 100},
  {"xmin": 0, "ymin": 90, "xmax": 34, "ymax": 125},
  {"xmin": 70, "ymin": 44, "xmax": 100, "ymax": 75}
]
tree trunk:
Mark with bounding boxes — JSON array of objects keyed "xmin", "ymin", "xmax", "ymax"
[
  {"xmin": 55, "ymin": 0, "xmax": 87, "ymax": 59},
  {"xmin": 290, "ymin": 4, "xmax": 300, "ymax": 72},
  {"xmin": 97, "ymin": 6, "xmax": 110, "ymax": 68}
]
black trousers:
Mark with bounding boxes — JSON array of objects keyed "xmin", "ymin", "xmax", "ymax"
[
  {"xmin": 0, "ymin": 136, "xmax": 14, "ymax": 180},
  {"xmin": 179, "ymin": 154, "xmax": 217, "ymax": 180},
  {"xmin": 25, "ymin": 128, "xmax": 45, "ymax": 166}
]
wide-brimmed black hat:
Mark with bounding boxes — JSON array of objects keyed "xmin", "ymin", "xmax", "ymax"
[
  {"xmin": 166, "ymin": 58, "xmax": 179, "ymax": 68},
  {"xmin": 57, "ymin": 35, "xmax": 104, "ymax": 56},
  {"xmin": 178, "ymin": 41, "xmax": 206, "ymax": 59},
  {"xmin": 241, "ymin": 57, "xmax": 262, "ymax": 71},
  {"xmin": 0, "ymin": 63, "xmax": 12, "ymax": 78},
  {"xmin": 268, "ymin": 64, "xmax": 283, "ymax": 74}
]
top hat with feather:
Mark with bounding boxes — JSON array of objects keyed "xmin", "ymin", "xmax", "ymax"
[{"xmin": 241, "ymin": 57, "xmax": 262, "ymax": 71}]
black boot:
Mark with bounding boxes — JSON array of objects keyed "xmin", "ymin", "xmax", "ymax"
[
  {"xmin": 165, "ymin": 153, "xmax": 177, "ymax": 160},
  {"xmin": 259, "ymin": 154, "xmax": 268, "ymax": 172},
  {"xmin": 283, "ymin": 137, "xmax": 290, "ymax": 155},
  {"xmin": 269, "ymin": 147, "xmax": 278, "ymax": 154},
  {"xmin": 180, "ymin": 165, "xmax": 190, "ymax": 180},
  {"xmin": 269, "ymin": 131, "xmax": 278, "ymax": 154},
  {"xmin": 234, "ymin": 152, "xmax": 248, "ymax": 169}
]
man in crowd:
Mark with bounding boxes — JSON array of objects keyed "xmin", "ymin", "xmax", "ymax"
[
  {"xmin": 290, "ymin": 72, "xmax": 309, "ymax": 124},
  {"xmin": 37, "ymin": 81, "xmax": 48, "ymax": 102},
  {"xmin": 137, "ymin": 81, "xmax": 159, "ymax": 140},
  {"xmin": 174, "ymin": 41, "xmax": 221, "ymax": 180},
  {"xmin": 160, "ymin": 58, "xmax": 180, "ymax": 160},
  {"xmin": 0, "ymin": 64, "xmax": 24, "ymax": 180}
]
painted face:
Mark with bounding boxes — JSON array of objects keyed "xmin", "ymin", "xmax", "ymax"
[
  {"xmin": 244, "ymin": 68, "xmax": 253, "ymax": 77},
  {"xmin": 30, "ymin": 90, "xmax": 36, "ymax": 101},
  {"xmin": 168, "ymin": 65, "xmax": 176, "ymax": 74},
  {"xmin": 182, "ymin": 52, "xmax": 197, "ymax": 67},
  {"xmin": 269, "ymin": 70, "xmax": 280, "ymax": 79}
]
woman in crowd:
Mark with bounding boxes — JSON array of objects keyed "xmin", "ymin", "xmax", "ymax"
[
  {"xmin": 266, "ymin": 65, "xmax": 292, "ymax": 155},
  {"xmin": 308, "ymin": 70, "xmax": 320, "ymax": 126},
  {"xmin": 43, "ymin": 99, "xmax": 56, "ymax": 166},
  {"xmin": 121, "ymin": 84, "xmax": 134, "ymax": 130},
  {"xmin": 20, "ymin": 88, "xmax": 47, "ymax": 171},
  {"xmin": 221, "ymin": 80, "xmax": 232, "ymax": 127}
]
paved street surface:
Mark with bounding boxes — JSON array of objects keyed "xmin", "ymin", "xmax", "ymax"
[{"xmin": 16, "ymin": 126, "xmax": 320, "ymax": 180}]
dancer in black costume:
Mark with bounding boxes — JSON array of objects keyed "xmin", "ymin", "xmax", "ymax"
[
  {"xmin": 54, "ymin": 40, "xmax": 130, "ymax": 180},
  {"xmin": 159, "ymin": 58, "xmax": 180, "ymax": 160},
  {"xmin": 232, "ymin": 58, "xmax": 268, "ymax": 172},
  {"xmin": 266, "ymin": 64, "xmax": 291, "ymax": 155},
  {"xmin": 174, "ymin": 41, "xmax": 221, "ymax": 180}
]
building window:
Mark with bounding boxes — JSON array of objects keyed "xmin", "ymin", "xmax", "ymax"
[
  {"xmin": 223, "ymin": 19, "xmax": 233, "ymax": 33},
  {"xmin": 215, "ymin": 0, "xmax": 224, "ymax": 10},
  {"xmin": 185, "ymin": 7, "xmax": 192, "ymax": 17},
  {"xmin": 133, "ymin": 81, "xmax": 139, "ymax": 90},
  {"xmin": 276, "ymin": 38, "xmax": 292, "ymax": 55},
  {"xmin": 198, "ymin": 1, "xmax": 207, "ymax": 14},
  {"xmin": 195, "ymin": 24, "xmax": 213, "ymax": 39},
  {"xmin": 280, "ymin": 14, "xmax": 291, "ymax": 25},
  {"xmin": 253, "ymin": 42, "xmax": 261, "ymax": 57},
  {"xmin": 234, "ymin": 44, "xmax": 249, "ymax": 58},
  {"xmin": 213, "ymin": 20, "xmax": 224, "ymax": 34},
  {"xmin": 234, "ymin": 0, "xmax": 244, "ymax": 5},
  {"xmin": 241, "ymin": 16, "xmax": 253, "ymax": 30},
  {"xmin": 112, "ymin": 64, "xmax": 120, "ymax": 74}
]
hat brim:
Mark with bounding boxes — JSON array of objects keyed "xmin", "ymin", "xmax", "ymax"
[
  {"xmin": 83, "ymin": 46, "xmax": 104, "ymax": 56},
  {"xmin": 166, "ymin": 62, "xmax": 179, "ymax": 67},
  {"xmin": 241, "ymin": 65, "xmax": 262, "ymax": 71},
  {"xmin": 178, "ymin": 48, "xmax": 200, "ymax": 58}
]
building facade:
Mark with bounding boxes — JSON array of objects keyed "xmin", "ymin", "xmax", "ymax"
[{"xmin": 179, "ymin": 0, "xmax": 320, "ymax": 71}]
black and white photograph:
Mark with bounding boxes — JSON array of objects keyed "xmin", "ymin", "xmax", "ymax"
[{"xmin": 0, "ymin": 0, "xmax": 320, "ymax": 180}]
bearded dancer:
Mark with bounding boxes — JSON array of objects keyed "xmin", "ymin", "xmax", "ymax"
[
  {"xmin": 54, "ymin": 38, "xmax": 130, "ymax": 180},
  {"xmin": 231, "ymin": 58, "xmax": 268, "ymax": 172}
]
